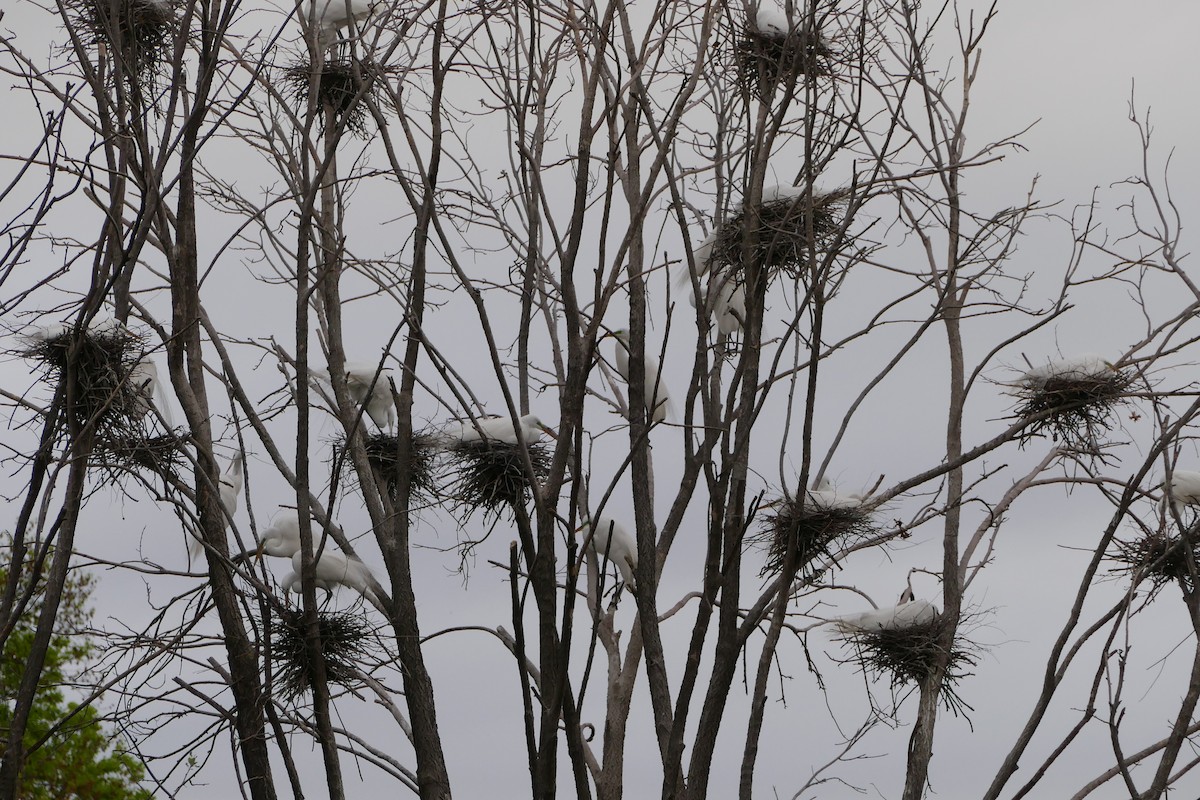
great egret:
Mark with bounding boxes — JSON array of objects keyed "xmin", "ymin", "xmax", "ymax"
[
  {"xmin": 125, "ymin": 358, "xmax": 165, "ymax": 423},
  {"xmin": 446, "ymin": 413, "xmax": 553, "ymax": 445},
  {"xmin": 312, "ymin": 362, "xmax": 396, "ymax": 432},
  {"xmin": 610, "ymin": 329, "xmax": 671, "ymax": 424},
  {"xmin": 581, "ymin": 516, "xmax": 637, "ymax": 591},
  {"xmin": 836, "ymin": 593, "xmax": 938, "ymax": 632},
  {"xmin": 1019, "ymin": 354, "xmax": 1116, "ymax": 388},
  {"xmin": 301, "ymin": 0, "xmax": 377, "ymax": 42},
  {"xmin": 219, "ymin": 453, "xmax": 244, "ymax": 518},
  {"xmin": 686, "ymin": 275, "xmax": 747, "ymax": 336},
  {"xmin": 1163, "ymin": 470, "xmax": 1200, "ymax": 516},
  {"xmin": 805, "ymin": 477, "xmax": 863, "ymax": 511},
  {"xmin": 257, "ymin": 512, "xmax": 382, "ymax": 609}
]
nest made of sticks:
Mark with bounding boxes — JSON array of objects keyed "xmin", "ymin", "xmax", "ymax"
[
  {"xmin": 1015, "ymin": 368, "xmax": 1132, "ymax": 450},
  {"xmin": 840, "ymin": 615, "xmax": 977, "ymax": 714},
  {"xmin": 23, "ymin": 322, "xmax": 164, "ymax": 442},
  {"xmin": 363, "ymin": 431, "xmax": 439, "ymax": 503},
  {"xmin": 708, "ymin": 187, "xmax": 846, "ymax": 284},
  {"xmin": 91, "ymin": 432, "xmax": 186, "ymax": 484},
  {"xmin": 271, "ymin": 607, "xmax": 375, "ymax": 700},
  {"xmin": 282, "ymin": 56, "xmax": 387, "ymax": 136},
  {"xmin": 65, "ymin": 0, "xmax": 178, "ymax": 83},
  {"xmin": 734, "ymin": 19, "xmax": 832, "ymax": 100},
  {"xmin": 1111, "ymin": 529, "xmax": 1200, "ymax": 595},
  {"xmin": 444, "ymin": 440, "xmax": 551, "ymax": 519},
  {"xmin": 753, "ymin": 492, "xmax": 873, "ymax": 578}
]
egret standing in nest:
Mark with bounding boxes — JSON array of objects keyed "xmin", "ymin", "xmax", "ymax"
[
  {"xmin": 312, "ymin": 362, "xmax": 396, "ymax": 432},
  {"xmin": 445, "ymin": 413, "xmax": 554, "ymax": 445},
  {"xmin": 581, "ymin": 516, "xmax": 638, "ymax": 592},
  {"xmin": 1017, "ymin": 354, "xmax": 1117, "ymax": 388},
  {"xmin": 257, "ymin": 512, "xmax": 384, "ymax": 612},
  {"xmin": 835, "ymin": 582, "xmax": 938, "ymax": 632},
  {"xmin": 608, "ymin": 329, "xmax": 671, "ymax": 424}
]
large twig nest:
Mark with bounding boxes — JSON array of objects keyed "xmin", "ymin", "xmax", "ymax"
[
  {"xmin": 708, "ymin": 185, "xmax": 846, "ymax": 284},
  {"xmin": 734, "ymin": 5, "xmax": 832, "ymax": 99},
  {"xmin": 362, "ymin": 431, "xmax": 439, "ymax": 503},
  {"xmin": 65, "ymin": 0, "xmax": 178, "ymax": 83},
  {"xmin": 271, "ymin": 607, "xmax": 375, "ymax": 700},
  {"xmin": 443, "ymin": 440, "xmax": 551, "ymax": 519},
  {"xmin": 838, "ymin": 612, "xmax": 977, "ymax": 715},
  {"xmin": 21, "ymin": 320, "xmax": 181, "ymax": 476},
  {"xmin": 752, "ymin": 484, "xmax": 873, "ymax": 578},
  {"xmin": 1012, "ymin": 355, "xmax": 1131, "ymax": 450},
  {"xmin": 1111, "ymin": 529, "xmax": 1200, "ymax": 597},
  {"xmin": 282, "ymin": 56, "xmax": 387, "ymax": 136}
]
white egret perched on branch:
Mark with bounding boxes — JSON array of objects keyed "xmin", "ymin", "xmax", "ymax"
[
  {"xmin": 300, "ymin": 0, "xmax": 379, "ymax": 44},
  {"xmin": 257, "ymin": 512, "xmax": 384, "ymax": 612},
  {"xmin": 581, "ymin": 516, "xmax": 638, "ymax": 591},
  {"xmin": 445, "ymin": 413, "xmax": 554, "ymax": 446},
  {"xmin": 126, "ymin": 357, "xmax": 171, "ymax": 425},
  {"xmin": 219, "ymin": 453, "xmax": 245, "ymax": 518},
  {"xmin": 681, "ymin": 233, "xmax": 747, "ymax": 336},
  {"xmin": 609, "ymin": 329, "xmax": 672, "ymax": 424},
  {"xmin": 311, "ymin": 361, "xmax": 396, "ymax": 432},
  {"xmin": 1163, "ymin": 470, "xmax": 1200, "ymax": 516}
]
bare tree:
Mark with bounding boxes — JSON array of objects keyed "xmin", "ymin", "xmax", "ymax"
[{"xmin": 2, "ymin": 0, "xmax": 1200, "ymax": 798}]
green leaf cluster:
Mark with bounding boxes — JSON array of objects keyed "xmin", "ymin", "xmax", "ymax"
[{"xmin": 1, "ymin": 542, "xmax": 151, "ymax": 800}]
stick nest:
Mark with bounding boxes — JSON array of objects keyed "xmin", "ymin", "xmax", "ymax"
[
  {"xmin": 753, "ymin": 493, "xmax": 874, "ymax": 578},
  {"xmin": 22, "ymin": 323, "xmax": 180, "ymax": 476},
  {"xmin": 734, "ymin": 23, "xmax": 832, "ymax": 100},
  {"xmin": 444, "ymin": 440, "xmax": 551, "ymax": 518},
  {"xmin": 282, "ymin": 56, "xmax": 386, "ymax": 136},
  {"xmin": 708, "ymin": 188, "xmax": 846, "ymax": 284},
  {"xmin": 271, "ymin": 608, "xmax": 375, "ymax": 700},
  {"xmin": 840, "ymin": 615, "xmax": 977, "ymax": 714},
  {"xmin": 1111, "ymin": 529, "xmax": 1200, "ymax": 596},
  {"xmin": 363, "ymin": 431, "xmax": 439, "ymax": 503},
  {"xmin": 1015, "ymin": 369, "xmax": 1132, "ymax": 450},
  {"xmin": 66, "ymin": 0, "xmax": 178, "ymax": 83}
]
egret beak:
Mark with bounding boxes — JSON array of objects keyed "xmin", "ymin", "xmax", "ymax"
[
  {"xmin": 254, "ymin": 541, "xmax": 266, "ymax": 562},
  {"xmin": 540, "ymin": 423, "xmax": 558, "ymax": 440}
]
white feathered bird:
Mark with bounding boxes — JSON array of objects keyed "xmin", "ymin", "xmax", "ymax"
[
  {"xmin": 219, "ymin": 453, "xmax": 245, "ymax": 518},
  {"xmin": 257, "ymin": 511, "xmax": 383, "ymax": 610},
  {"xmin": 1018, "ymin": 354, "xmax": 1117, "ymax": 388},
  {"xmin": 582, "ymin": 516, "xmax": 638, "ymax": 591},
  {"xmin": 300, "ymin": 0, "xmax": 378, "ymax": 43},
  {"xmin": 1163, "ymin": 470, "xmax": 1200, "ymax": 517},
  {"xmin": 312, "ymin": 362, "xmax": 396, "ymax": 432},
  {"xmin": 836, "ymin": 589, "xmax": 939, "ymax": 633},
  {"xmin": 125, "ymin": 358, "xmax": 166, "ymax": 423},
  {"xmin": 805, "ymin": 477, "xmax": 863, "ymax": 511},
  {"xmin": 446, "ymin": 413, "xmax": 552, "ymax": 445},
  {"xmin": 611, "ymin": 329, "xmax": 671, "ymax": 424}
]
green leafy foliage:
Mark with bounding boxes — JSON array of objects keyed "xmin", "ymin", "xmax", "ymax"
[{"xmin": 0, "ymin": 542, "xmax": 150, "ymax": 800}]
